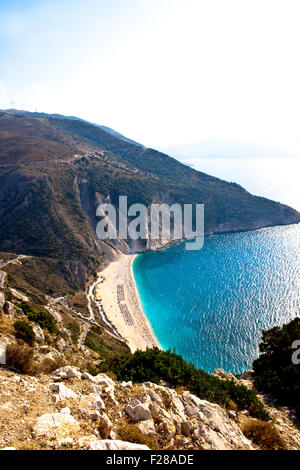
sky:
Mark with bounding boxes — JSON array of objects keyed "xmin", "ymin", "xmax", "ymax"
[{"xmin": 1, "ymin": 0, "xmax": 300, "ymax": 151}]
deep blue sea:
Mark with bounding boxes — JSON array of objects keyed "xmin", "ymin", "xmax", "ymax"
[{"xmin": 133, "ymin": 224, "xmax": 300, "ymax": 374}]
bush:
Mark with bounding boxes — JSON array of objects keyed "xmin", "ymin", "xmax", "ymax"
[
  {"xmin": 100, "ymin": 348, "xmax": 269, "ymax": 421},
  {"xmin": 84, "ymin": 328, "xmax": 110, "ymax": 357},
  {"xmin": 13, "ymin": 320, "xmax": 35, "ymax": 346},
  {"xmin": 66, "ymin": 322, "xmax": 80, "ymax": 344},
  {"xmin": 117, "ymin": 421, "xmax": 158, "ymax": 449},
  {"xmin": 253, "ymin": 317, "xmax": 300, "ymax": 415},
  {"xmin": 6, "ymin": 342, "xmax": 36, "ymax": 374},
  {"xmin": 241, "ymin": 420, "xmax": 286, "ymax": 450},
  {"xmin": 19, "ymin": 302, "xmax": 58, "ymax": 334}
]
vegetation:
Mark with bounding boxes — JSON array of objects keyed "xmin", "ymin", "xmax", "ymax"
[
  {"xmin": 100, "ymin": 348, "xmax": 269, "ymax": 421},
  {"xmin": 117, "ymin": 420, "xmax": 158, "ymax": 450},
  {"xmin": 19, "ymin": 302, "xmax": 58, "ymax": 334},
  {"xmin": 66, "ymin": 321, "xmax": 80, "ymax": 344},
  {"xmin": 0, "ymin": 110, "xmax": 298, "ymax": 294},
  {"xmin": 253, "ymin": 317, "xmax": 300, "ymax": 416},
  {"xmin": 84, "ymin": 323, "xmax": 129, "ymax": 359},
  {"xmin": 6, "ymin": 342, "xmax": 35, "ymax": 374},
  {"xmin": 84, "ymin": 326, "xmax": 111, "ymax": 357},
  {"xmin": 241, "ymin": 420, "xmax": 286, "ymax": 450},
  {"xmin": 13, "ymin": 320, "xmax": 35, "ymax": 346}
]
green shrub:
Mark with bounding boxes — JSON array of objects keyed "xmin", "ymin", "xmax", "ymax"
[
  {"xmin": 253, "ymin": 317, "xmax": 300, "ymax": 415},
  {"xmin": 14, "ymin": 320, "xmax": 35, "ymax": 346},
  {"xmin": 100, "ymin": 348, "xmax": 269, "ymax": 421},
  {"xmin": 66, "ymin": 322, "xmax": 80, "ymax": 344},
  {"xmin": 18, "ymin": 302, "xmax": 58, "ymax": 334},
  {"xmin": 84, "ymin": 329, "xmax": 110, "ymax": 357}
]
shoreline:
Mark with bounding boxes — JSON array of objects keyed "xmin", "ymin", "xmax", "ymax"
[{"xmin": 94, "ymin": 253, "xmax": 160, "ymax": 352}]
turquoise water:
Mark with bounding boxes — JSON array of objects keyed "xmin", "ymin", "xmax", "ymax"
[{"xmin": 133, "ymin": 224, "xmax": 300, "ymax": 374}]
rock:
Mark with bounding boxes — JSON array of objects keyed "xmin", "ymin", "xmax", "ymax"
[
  {"xmin": 81, "ymin": 372, "xmax": 96, "ymax": 382},
  {"xmin": 55, "ymin": 437, "xmax": 73, "ymax": 446},
  {"xmin": 80, "ymin": 409, "xmax": 101, "ymax": 421},
  {"xmin": 3, "ymin": 301, "xmax": 14, "ymax": 315},
  {"xmin": 33, "ymin": 412, "xmax": 79, "ymax": 437},
  {"xmin": 228, "ymin": 410, "xmax": 237, "ymax": 419},
  {"xmin": 98, "ymin": 413, "xmax": 113, "ymax": 438},
  {"xmin": 77, "ymin": 435, "xmax": 96, "ymax": 448},
  {"xmin": 84, "ymin": 440, "xmax": 149, "ymax": 450},
  {"xmin": 94, "ymin": 373, "xmax": 115, "ymax": 392},
  {"xmin": 87, "ymin": 392, "xmax": 105, "ymax": 410},
  {"xmin": 212, "ymin": 369, "xmax": 236, "ymax": 382},
  {"xmin": 60, "ymin": 407, "xmax": 71, "ymax": 415},
  {"xmin": 241, "ymin": 409, "xmax": 250, "ymax": 416},
  {"xmin": 137, "ymin": 419, "xmax": 156, "ymax": 435},
  {"xmin": 239, "ymin": 370, "xmax": 254, "ymax": 380},
  {"xmin": 181, "ymin": 393, "xmax": 253, "ymax": 450},
  {"xmin": 0, "ymin": 292, "xmax": 5, "ymax": 310},
  {"xmin": 49, "ymin": 383, "xmax": 79, "ymax": 401},
  {"xmin": 33, "ymin": 325, "xmax": 44, "ymax": 344},
  {"xmin": 125, "ymin": 403, "xmax": 152, "ymax": 422},
  {"xmin": 91, "ymin": 384, "xmax": 102, "ymax": 394},
  {"xmin": 57, "ymin": 338, "xmax": 66, "ymax": 351},
  {"xmin": 121, "ymin": 381, "xmax": 133, "ymax": 389},
  {"xmin": 0, "ymin": 447, "xmax": 16, "ymax": 450},
  {"xmin": 52, "ymin": 365, "xmax": 82, "ymax": 380},
  {"xmin": 181, "ymin": 421, "xmax": 195, "ymax": 437}
]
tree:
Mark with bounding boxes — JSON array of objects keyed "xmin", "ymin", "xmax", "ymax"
[{"xmin": 253, "ymin": 317, "xmax": 300, "ymax": 415}]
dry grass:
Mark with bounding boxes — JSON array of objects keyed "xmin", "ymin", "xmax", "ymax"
[
  {"xmin": 117, "ymin": 419, "xmax": 158, "ymax": 450},
  {"xmin": 6, "ymin": 342, "xmax": 36, "ymax": 375},
  {"xmin": 241, "ymin": 419, "xmax": 287, "ymax": 450}
]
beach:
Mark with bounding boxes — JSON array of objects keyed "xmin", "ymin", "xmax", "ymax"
[{"xmin": 94, "ymin": 254, "xmax": 160, "ymax": 352}]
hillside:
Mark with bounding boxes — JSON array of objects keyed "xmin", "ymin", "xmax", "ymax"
[
  {"xmin": 0, "ymin": 287, "xmax": 299, "ymax": 451},
  {"xmin": 0, "ymin": 108, "xmax": 298, "ymax": 305},
  {"xmin": 0, "ymin": 110, "xmax": 299, "ymax": 451}
]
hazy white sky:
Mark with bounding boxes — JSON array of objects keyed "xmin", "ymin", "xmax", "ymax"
[{"xmin": 1, "ymin": 0, "xmax": 300, "ymax": 149}]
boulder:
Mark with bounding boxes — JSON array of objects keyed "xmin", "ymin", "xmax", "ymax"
[
  {"xmin": 239, "ymin": 370, "xmax": 254, "ymax": 380},
  {"xmin": 80, "ymin": 409, "xmax": 101, "ymax": 421},
  {"xmin": 57, "ymin": 338, "xmax": 66, "ymax": 351},
  {"xmin": 3, "ymin": 301, "xmax": 14, "ymax": 315},
  {"xmin": 87, "ymin": 392, "xmax": 105, "ymax": 410},
  {"xmin": 181, "ymin": 420, "xmax": 195, "ymax": 437},
  {"xmin": 33, "ymin": 325, "xmax": 45, "ymax": 344},
  {"xmin": 49, "ymin": 383, "xmax": 79, "ymax": 401},
  {"xmin": 212, "ymin": 369, "xmax": 236, "ymax": 382},
  {"xmin": 125, "ymin": 403, "xmax": 152, "ymax": 422},
  {"xmin": 94, "ymin": 373, "xmax": 115, "ymax": 392},
  {"xmin": 0, "ymin": 292, "xmax": 5, "ymax": 310},
  {"xmin": 33, "ymin": 412, "xmax": 79, "ymax": 437},
  {"xmin": 137, "ymin": 419, "xmax": 156, "ymax": 435},
  {"xmin": 181, "ymin": 393, "xmax": 253, "ymax": 450},
  {"xmin": 82, "ymin": 372, "xmax": 96, "ymax": 382},
  {"xmin": 52, "ymin": 365, "xmax": 82, "ymax": 380},
  {"xmin": 84, "ymin": 440, "xmax": 149, "ymax": 450}
]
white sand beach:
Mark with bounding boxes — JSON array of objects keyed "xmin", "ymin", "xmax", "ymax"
[{"xmin": 94, "ymin": 254, "xmax": 160, "ymax": 352}]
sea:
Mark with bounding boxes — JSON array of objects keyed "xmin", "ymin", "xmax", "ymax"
[{"xmin": 133, "ymin": 224, "xmax": 300, "ymax": 374}]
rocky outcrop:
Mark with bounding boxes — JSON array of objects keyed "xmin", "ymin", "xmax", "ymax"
[
  {"xmin": 0, "ymin": 366, "xmax": 299, "ymax": 450},
  {"xmin": 33, "ymin": 411, "xmax": 80, "ymax": 438},
  {"xmin": 84, "ymin": 440, "xmax": 149, "ymax": 450}
]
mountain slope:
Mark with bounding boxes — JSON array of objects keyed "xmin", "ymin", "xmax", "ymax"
[{"xmin": 0, "ymin": 110, "xmax": 299, "ymax": 293}]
